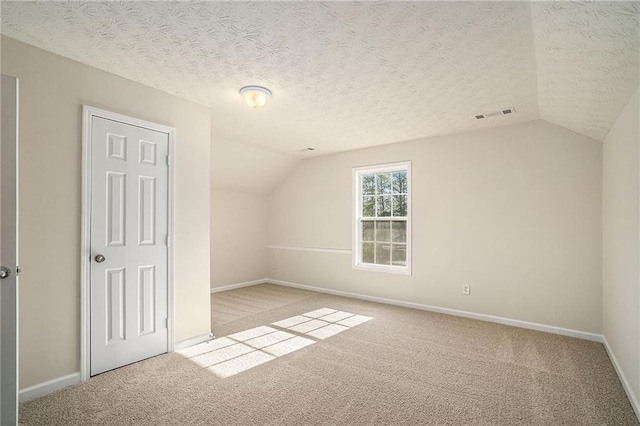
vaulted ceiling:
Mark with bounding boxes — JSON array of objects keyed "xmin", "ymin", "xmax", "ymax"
[{"xmin": 2, "ymin": 2, "xmax": 638, "ymax": 156}]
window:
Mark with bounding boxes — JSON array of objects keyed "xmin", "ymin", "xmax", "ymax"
[{"xmin": 353, "ymin": 161, "xmax": 411, "ymax": 275}]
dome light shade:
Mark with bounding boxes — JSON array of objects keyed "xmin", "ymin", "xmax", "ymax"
[{"xmin": 239, "ymin": 86, "xmax": 272, "ymax": 108}]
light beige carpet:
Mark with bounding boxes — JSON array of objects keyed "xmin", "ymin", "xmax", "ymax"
[{"xmin": 20, "ymin": 283, "xmax": 638, "ymax": 425}]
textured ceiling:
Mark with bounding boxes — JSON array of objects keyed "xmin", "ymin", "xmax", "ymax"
[{"xmin": 1, "ymin": 2, "xmax": 638, "ymax": 156}]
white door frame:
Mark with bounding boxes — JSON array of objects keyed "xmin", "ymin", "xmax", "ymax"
[
  {"xmin": 1, "ymin": 74, "xmax": 19, "ymax": 426},
  {"xmin": 80, "ymin": 106, "xmax": 175, "ymax": 382}
]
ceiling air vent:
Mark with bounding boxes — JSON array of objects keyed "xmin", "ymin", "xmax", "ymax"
[{"xmin": 475, "ymin": 107, "xmax": 516, "ymax": 120}]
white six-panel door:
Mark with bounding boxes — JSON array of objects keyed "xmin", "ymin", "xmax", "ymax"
[{"xmin": 90, "ymin": 116, "xmax": 168, "ymax": 376}]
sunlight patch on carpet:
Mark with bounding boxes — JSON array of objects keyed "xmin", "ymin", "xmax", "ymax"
[
  {"xmin": 275, "ymin": 309, "xmax": 373, "ymax": 340},
  {"xmin": 178, "ymin": 308, "xmax": 372, "ymax": 378}
]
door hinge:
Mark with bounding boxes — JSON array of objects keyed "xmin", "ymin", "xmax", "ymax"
[
  {"xmin": 165, "ymin": 318, "xmax": 168, "ymax": 329},
  {"xmin": 166, "ymin": 155, "xmax": 170, "ymax": 166}
]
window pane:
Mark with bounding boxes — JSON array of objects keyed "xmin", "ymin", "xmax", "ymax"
[
  {"xmin": 376, "ymin": 173, "xmax": 392, "ymax": 195},
  {"xmin": 392, "ymin": 171, "xmax": 407, "ymax": 194},
  {"xmin": 391, "ymin": 221, "xmax": 406, "ymax": 242},
  {"xmin": 362, "ymin": 174, "xmax": 376, "ymax": 196},
  {"xmin": 375, "ymin": 221, "xmax": 390, "ymax": 242},
  {"xmin": 362, "ymin": 196, "xmax": 375, "ymax": 217},
  {"xmin": 362, "ymin": 221, "xmax": 374, "ymax": 241},
  {"xmin": 376, "ymin": 195, "xmax": 392, "ymax": 217},
  {"xmin": 362, "ymin": 242, "xmax": 375, "ymax": 264},
  {"xmin": 354, "ymin": 163, "xmax": 410, "ymax": 273},
  {"xmin": 392, "ymin": 244, "xmax": 407, "ymax": 266},
  {"xmin": 393, "ymin": 195, "xmax": 407, "ymax": 217},
  {"xmin": 375, "ymin": 243, "xmax": 391, "ymax": 265}
]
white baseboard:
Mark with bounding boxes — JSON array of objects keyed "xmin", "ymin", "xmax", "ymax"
[
  {"xmin": 19, "ymin": 372, "xmax": 81, "ymax": 403},
  {"xmin": 266, "ymin": 278, "xmax": 604, "ymax": 343},
  {"xmin": 210, "ymin": 279, "xmax": 266, "ymax": 294},
  {"xmin": 602, "ymin": 337, "xmax": 640, "ymax": 419},
  {"xmin": 174, "ymin": 332, "xmax": 215, "ymax": 351},
  {"xmin": 20, "ymin": 333, "xmax": 214, "ymax": 402}
]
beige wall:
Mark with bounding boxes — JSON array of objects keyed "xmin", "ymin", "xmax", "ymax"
[
  {"xmin": 603, "ymin": 86, "xmax": 640, "ymax": 407},
  {"xmin": 211, "ymin": 136, "xmax": 298, "ymax": 195},
  {"xmin": 1, "ymin": 37, "xmax": 212, "ymax": 389},
  {"xmin": 268, "ymin": 120, "xmax": 603, "ymax": 333},
  {"xmin": 211, "ymin": 190, "xmax": 267, "ymax": 288},
  {"xmin": 209, "ymin": 134, "xmax": 297, "ymax": 289}
]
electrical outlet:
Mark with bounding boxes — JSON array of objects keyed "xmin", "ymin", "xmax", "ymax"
[{"xmin": 462, "ymin": 284, "xmax": 471, "ymax": 295}]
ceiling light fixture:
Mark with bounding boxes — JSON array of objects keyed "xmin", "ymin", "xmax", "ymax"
[{"xmin": 239, "ymin": 85, "xmax": 272, "ymax": 108}]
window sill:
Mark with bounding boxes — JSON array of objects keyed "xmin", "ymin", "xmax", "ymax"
[{"xmin": 352, "ymin": 263, "xmax": 412, "ymax": 276}]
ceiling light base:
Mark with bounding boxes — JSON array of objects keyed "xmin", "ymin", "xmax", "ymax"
[{"xmin": 240, "ymin": 86, "xmax": 272, "ymax": 108}]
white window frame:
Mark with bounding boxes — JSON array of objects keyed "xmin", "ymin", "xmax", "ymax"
[{"xmin": 352, "ymin": 161, "xmax": 412, "ymax": 275}]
